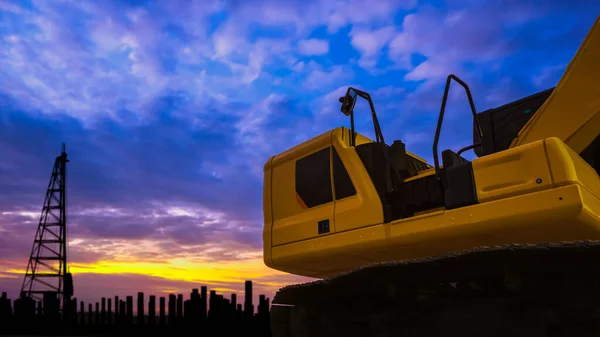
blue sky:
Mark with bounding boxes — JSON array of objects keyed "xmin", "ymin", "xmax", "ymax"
[{"xmin": 0, "ymin": 0, "xmax": 599, "ymax": 304}]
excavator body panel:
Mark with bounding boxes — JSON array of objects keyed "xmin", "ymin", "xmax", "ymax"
[
  {"xmin": 264, "ymin": 136, "xmax": 600, "ymax": 279},
  {"xmin": 329, "ymin": 128, "xmax": 384, "ymax": 234},
  {"xmin": 268, "ymin": 129, "xmax": 335, "ymax": 248}
]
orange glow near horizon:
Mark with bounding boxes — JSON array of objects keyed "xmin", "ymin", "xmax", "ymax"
[{"xmin": 6, "ymin": 257, "xmax": 285, "ymax": 284}]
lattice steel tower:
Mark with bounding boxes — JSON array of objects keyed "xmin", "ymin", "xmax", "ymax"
[{"xmin": 20, "ymin": 143, "xmax": 73, "ymax": 312}]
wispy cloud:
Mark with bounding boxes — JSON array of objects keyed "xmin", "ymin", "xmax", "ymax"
[{"xmin": 298, "ymin": 38, "xmax": 330, "ymax": 56}]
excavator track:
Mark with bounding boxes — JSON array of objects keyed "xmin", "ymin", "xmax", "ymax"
[{"xmin": 271, "ymin": 241, "xmax": 600, "ymax": 337}]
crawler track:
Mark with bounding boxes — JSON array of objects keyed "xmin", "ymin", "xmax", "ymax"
[{"xmin": 271, "ymin": 241, "xmax": 600, "ymax": 337}]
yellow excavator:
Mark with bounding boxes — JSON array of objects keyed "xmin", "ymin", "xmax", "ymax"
[{"xmin": 263, "ymin": 15, "xmax": 600, "ymax": 336}]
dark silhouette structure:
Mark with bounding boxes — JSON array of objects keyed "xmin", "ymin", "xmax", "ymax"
[
  {"xmin": 137, "ymin": 292, "xmax": 144, "ymax": 324},
  {"xmin": 19, "ymin": 144, "xmax": 73, "ymax": 314},
  {"xmin": 245, "ymin": 280, "xmax": 254, "ymax": 318},
  {"xmin": 0, "ymin": 280, "xmax": 271, "ymax": 336}
]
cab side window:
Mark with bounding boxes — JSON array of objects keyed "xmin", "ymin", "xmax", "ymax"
[
  {"xmin": 295, "ymin": 147, "xmax": 332, "ymax": 208},
  {"xmin": 332, "ymin": 147, "xmax": 356, "ymax": 200}
]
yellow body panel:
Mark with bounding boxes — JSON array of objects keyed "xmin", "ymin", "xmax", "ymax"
[
  {"xmin": 330, "ymin": 128, "xmax": 384, "ymax": 233},
  {"xmin": 262, "ymin": 157, "xmax": 274, "ymax": 267},
  {"xmin": 511, "ymin": 16, "xmax": 600, "ymax": 153},
  {"xmin": 264, "ymin": 136, "xmax": 600, "ymax": 278},
  {"xmin": 266, "ymin": 127, "xmax": 390, "ymax": 251},
  {"xmin": 270, "ymin": 130, "xmax": 334, "ymax": 247},
  {"xmin": 472, "ymin": 140, "xmax": 554, "ymax": 203},
  {"xmin": 272, "ymin": 184, "xmax": 600, "ymax": 279}
]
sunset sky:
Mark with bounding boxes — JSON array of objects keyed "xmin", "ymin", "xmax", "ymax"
[{"xmin": 0, "ymin": 0, "xmax": 598, "ymax": 309}]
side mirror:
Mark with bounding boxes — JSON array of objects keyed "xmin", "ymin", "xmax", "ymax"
[{"xmin": 339, "ymin": 94, "xmax": 353, "ymax": 116}]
